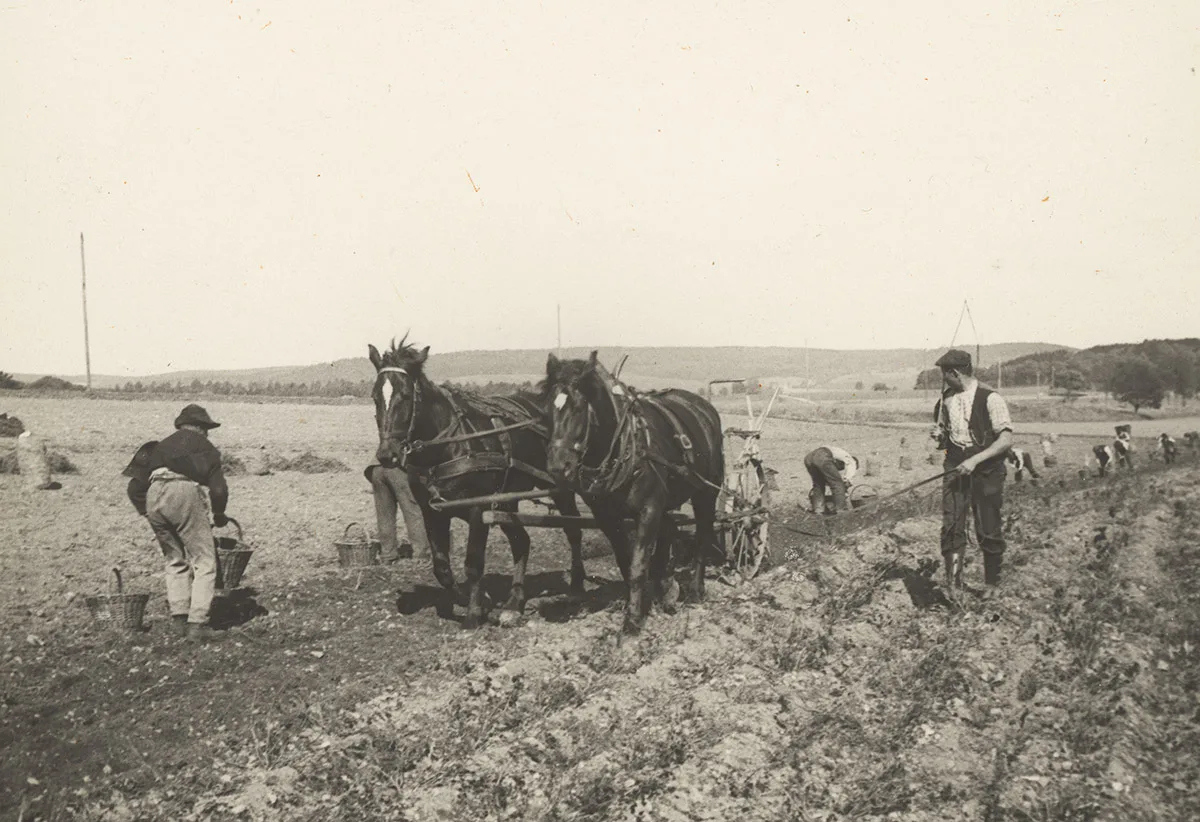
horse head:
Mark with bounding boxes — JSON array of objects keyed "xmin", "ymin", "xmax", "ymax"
[
  {"xmin": 368, "ymin": 335, "xmax": 430, "ymax": 467},
  {"xmin": 541, "ymin": 351, "xmax": 606, "ymax": 485}
]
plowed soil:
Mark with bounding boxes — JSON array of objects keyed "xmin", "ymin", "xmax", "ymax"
[{"xmin": 1, "ymin": 398, "xmax": 1197, "ymax": 821}]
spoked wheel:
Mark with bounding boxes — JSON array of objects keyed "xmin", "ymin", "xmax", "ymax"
[{"xmin": 717, "ymin": 461, "xmax": 771, "ymax": 583}]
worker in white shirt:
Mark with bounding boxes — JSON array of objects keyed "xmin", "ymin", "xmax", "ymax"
[{"xmin": 804, "ymin": 445, "xmax": 858, "ymax": 514}]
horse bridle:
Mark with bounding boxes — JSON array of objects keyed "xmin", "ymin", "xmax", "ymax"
[
  {"xmin": 376, "ymin": 366, "xmax": 421, "ymax": 455},
  {"xmin": 552, "ymin": 386, "xmax": 597, "ymax": 461}
]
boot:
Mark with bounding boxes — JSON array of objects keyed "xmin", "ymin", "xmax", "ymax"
[
  {"xmin": 170, "ymin": 614, "xmax": 189, "ymax": 637},
  {"xmin": 185, "ymin": 623, "xmax": 225, "ymax": 643},
  {"xmin": 983, "ymin": 553, "xmax": 1003, "ymax": 586}
]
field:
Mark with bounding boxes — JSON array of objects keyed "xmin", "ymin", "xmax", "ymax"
[{"xmin": 2, "ymin": 397, "xmax": 1199, "ymax": 821}]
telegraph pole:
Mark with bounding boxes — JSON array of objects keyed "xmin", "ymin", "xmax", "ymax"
[{"xmin": 80, "ymin": 232, "xmax": 92, "ymax": 391}]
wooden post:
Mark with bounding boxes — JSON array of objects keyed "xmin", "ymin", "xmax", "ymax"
[{"xmin": 80, "ymin": 232, "xmax": 92, "ymax": 391}]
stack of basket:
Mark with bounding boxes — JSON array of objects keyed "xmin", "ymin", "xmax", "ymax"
[
  {"xmin": 84, "ymin": 568, "xmax": 150, "ymax": 632},
  {"xmin": 214, "ymin": 518, "xmax": 254, "ymax": 591},
  {"xmin": 335, "ymin": 522, "xmax": 381, "ymax": 568}
]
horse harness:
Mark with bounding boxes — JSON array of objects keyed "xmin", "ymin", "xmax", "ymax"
[
  {"xmin": 575, "ymin": 365, "xmax": 715, "ymax": 496},
  {"xmin": 376, "ymin": 366, "xmax": 556, "ymax": 497}
]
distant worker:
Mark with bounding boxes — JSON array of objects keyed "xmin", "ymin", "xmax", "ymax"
[
  {"xmin": 1184, "ymin": 431, "xmax": 1200, "ymax": 453},
  {"xmin": 929, "ymin": 349, "xmax": 1013, "ymax": 590},
  {"xmin": 124, "ymin": 404, "xmax": 229, "ymax": 643},
  {"xmin": 1093, "ymin": 443, "xmax": 1116, "ymax": 477},
  {"xmin": 1159, "ymin": 433, "xmax": 1178, "ymax": 465},
  {"xmin": 804, "ymin": 445, "xmax": 857, "ymax": 514},
  {"xmin": 1114, "ymin": 425, "xmax": 1135, "ymax": 471},
  {"xmin": 1005, "ymin": 446, "xmax": 1040, "ymax": 483}
]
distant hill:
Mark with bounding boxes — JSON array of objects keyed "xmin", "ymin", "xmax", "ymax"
[{"xmin": 34, "ymin": 342, "xmax": 1068, "ymax": 392}]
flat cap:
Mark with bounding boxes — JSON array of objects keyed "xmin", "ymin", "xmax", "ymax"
[
  {"xmin": 935, "ymin": 349, "xmax": 972, "ymax": 370},
  {"xmin": 174, "ymin": 403, "xmax": 220, "ymax": 430}
]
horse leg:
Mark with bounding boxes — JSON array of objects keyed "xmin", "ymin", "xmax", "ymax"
[
  {"xmin": 688, "ymin": 490, "xmax": 719, "ymax": 602},
  {"xmin": 625, "ymin": 501, "xmax": 664, "ymax": 635},
  {"xmin": 554, "ymin": 492, "xmax": 586, "ymax": 595},
  {"xmin": 423, "ymin": 508, "xmax": 461, "ymax": 603},
  {"xmin": 653, "ymin": 518, "xmax": 679, "ymax": 613},
  {"xmin": 462, "ymin": 506, "xmax": 490, "ymax": 630},
  {"xmin": 498, "ymin": 519, "xmax": 531, "ymax": 613},
  {"xmin": 591, "ymin": 498, "xmax": 632, "ymax": 584}
]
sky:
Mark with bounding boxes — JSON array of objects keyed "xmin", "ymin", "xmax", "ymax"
[{"xmin": 2, "ymin": 1, "xmax": 1197, "ymax": 377}]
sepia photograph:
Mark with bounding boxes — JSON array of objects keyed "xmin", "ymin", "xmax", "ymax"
[{"xmin": 2, "ymin": 2, "xmax": 1197, "ymax": 819}]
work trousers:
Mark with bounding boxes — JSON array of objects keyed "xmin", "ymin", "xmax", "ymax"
[
  {"xmin": 1014, "ymin": 452, "xmax": 1039, "ymax": 482},
  {"xmin": 146, "ymin": 475, "xmax": 216, "ymax": 624},
  {"xmin": 805, "ymin": 447, "xmax": 849, "ymax": 512},
  {"xmin": 367, "ymin": 464, "xmax": 429, "ymax": 561},
  {"xmin": 941, "ymin": 449, "xmax": 1006, "ymax": 558}
]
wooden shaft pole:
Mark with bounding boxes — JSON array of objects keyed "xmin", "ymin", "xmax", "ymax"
[{"xmin": 80, "ymin": 232, "xmax": 92, "ymax": 390}]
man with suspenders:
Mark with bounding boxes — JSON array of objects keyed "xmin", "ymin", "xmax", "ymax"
[{"xmin": 929, "ymin": 349, "xmax": 1014, "ymax": 591}]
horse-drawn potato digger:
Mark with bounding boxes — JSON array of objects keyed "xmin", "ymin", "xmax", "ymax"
[{"xmin": 370, "ymin": 340, "xmax": 780, "ymax": 634}]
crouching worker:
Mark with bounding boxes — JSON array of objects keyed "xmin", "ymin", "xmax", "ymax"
[
  {"xmin": 1158, "ymin": 433, "xmax": 1177, "ymax": 465},
  {"xmin": 804, "ymin": 445, "xmax": 857, "ymax": 514},
  {"xmin": 1005, "ymin": 446, "xmax": 1040, "ymax": 483},
  {"xmin": 930, "ymin": 349, "xmax": 1013, "ymax": 591},
  {"xmin": 1093, "ymin": 443, "xmax": 1115, "ymax": 477},
  {"xmin": 124, "ymin": 404, "xmax": 229, "ymax": 642}
]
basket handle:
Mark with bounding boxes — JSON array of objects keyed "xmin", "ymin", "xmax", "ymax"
[
  {"xmin": 342, "ymin": 521, "xmax": 369, "ymax": 541},
  {"xmin": 216, "ymin": 516, "xmax": 243, "ymax": 541},
  {"xmin": 110, "ymin": 567, "xmax": 123, "ymax": 595}
]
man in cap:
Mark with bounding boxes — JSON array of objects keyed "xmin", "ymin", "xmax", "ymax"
[
  {"xmin": 124, "ymin": 404, "xmax": 230, "ymax": 642},
  {"xmin": 1158, "ymin": 433, "xmax": 1178, "ymax": 465},
  {"xmin": 929, "ymin": 349, "xmax": 1013, "ymax": 591},
  {"xmin": 803, "ymin": 445, "xmax": 858, "ymax": 514}
]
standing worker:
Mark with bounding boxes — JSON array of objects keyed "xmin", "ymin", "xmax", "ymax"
[
  {"xmin": 364, "ymin": 463, "xmax": 429, "ymax": 562},
  {"xmin": 929, "ymin": 350, "xmax": 1013, "ymax": 591},
  {"xmin": 1114, "ymin": 425, "xmax": 1135, "ymax": 471},
  {"xmin": 804, "ymin": 445, "xmax": 857, "ymax": 514},
  {"xmin": 123, "ymin": 404, "xmax": 230, "ymax": 642}
]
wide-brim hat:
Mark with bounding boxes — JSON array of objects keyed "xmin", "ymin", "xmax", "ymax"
[
  {"xmin": 935, "ymin": 348, "xmax": 972, "ymax": 370},
  {"xmin": 174, "ymin": 404, "xmax": 220, "ymax": 430}
]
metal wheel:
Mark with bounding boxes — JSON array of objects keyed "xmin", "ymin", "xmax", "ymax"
[{"xmin": 717, "ymin": 460, "xmax": 771, "ymax": 582}]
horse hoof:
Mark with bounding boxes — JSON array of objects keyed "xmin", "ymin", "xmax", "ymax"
[
  {"xmin": 501, "ymin": 597, "xmax": 526, "ymax": 614},
  {"xmin": 462, "ymin": 614, "xmax": 483, "ymax": 630},
  {"xmin": 622, "ymin": 615, "xmax": 645, "ymax": 636},
  {"xmin": 497, "ymin": 610, "xmax": 523, "ymax": 628}
]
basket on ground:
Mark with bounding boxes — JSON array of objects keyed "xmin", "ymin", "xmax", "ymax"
[
  {"xmin": 214, "ymin": 517, "xmax": 254, "ymax": 590},
  {"xmin": 335, "ymin": 522, "xmax": 380, "ymax": 567},
  {"xmin": 849, "ymin": 484, "xmax": 879, "ymax": 509},
  {"xmin": 84, "ymin": 568, "xmax": 150, "ymax": 631}
]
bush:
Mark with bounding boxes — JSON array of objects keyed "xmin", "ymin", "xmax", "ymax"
[
  {"xmin": 0, "ymin": 448, "xmax": 78, "ymax": 474},
  {"xmin": 0, "ymin": 372, "xmax": 24, "ymax": 390}
]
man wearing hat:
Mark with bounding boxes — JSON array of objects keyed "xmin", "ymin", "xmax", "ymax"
[
  {"xmin": 124, "ymin": 404, "xmax": 230, "ymax": 642},
  {"xmin": 929, "ymin": 349, "xmax": 1013, "ymax": 590}
]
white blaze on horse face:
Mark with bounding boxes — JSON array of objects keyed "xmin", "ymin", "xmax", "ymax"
[
  {"xmin": 554, "ymin": 392, "xmax": 568, "ymax": 410},
  {"xmin": 380, "ymin": 378, "xmax": 394, "ymax": 411},
  {"xmin": 612, "ymin": 384, "xmax": 625, "ymax": 396}
]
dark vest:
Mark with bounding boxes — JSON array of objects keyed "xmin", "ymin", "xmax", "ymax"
[{"xmin": 934, "ymin": 385, "xmax": 1003, "ymax": 465}]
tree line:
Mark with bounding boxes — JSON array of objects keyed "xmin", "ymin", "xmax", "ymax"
[
  {"xmin": 914, "ymin": 338, "xmax": 1200, "ymax": 412},
  {"xmin": 107, "ymin": 377, "xmax": 536, "ymax": 398}
]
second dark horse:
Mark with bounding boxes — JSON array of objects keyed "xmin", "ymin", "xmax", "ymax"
[
  {"xmin": 371, "ymin": 339, "xmax": 586, "ymax": 628},
  {"xmin": 542, "ymin": 352, "xmax": 725, "ymax": 634}
]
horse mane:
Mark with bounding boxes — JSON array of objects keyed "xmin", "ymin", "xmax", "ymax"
[{"xmin": 379, "ymin": 334, "xmax": 428, "ymax": 377}]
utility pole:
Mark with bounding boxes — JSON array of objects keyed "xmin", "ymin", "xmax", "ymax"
[{"xmin": 80, "ymin": 232, "xmax": 92, "ymax": 391}]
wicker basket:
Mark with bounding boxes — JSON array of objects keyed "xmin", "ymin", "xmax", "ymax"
[
  {"xmin": 214, "ymin": 517, "xmax": 254, "ymax": 590},
  {"xmin": 335, "ymin": 522, "xmax": 380, "ymax": 567},
  {"xmin": 849, "ymin": 484, "xmax": 879, "ymax": 510},
  {"xmin": 84, "ymin": 568, "xmax": 150, "ymax": 631}
]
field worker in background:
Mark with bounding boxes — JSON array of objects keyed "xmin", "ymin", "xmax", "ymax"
[
  {"xmin": 1114, "ymin": 425, "xmax": 1135, "ymax": 471},
  {"xmin": 1005, "ymin": 446, "xmax": 1040, "ymax": 483},
  {"xmin": 1093, "ymin": 443, "xmax": 1116, "ymax": 477},
  {"xmin": 1159, "ymin": 433, "xmax": 1178, "ymax": 464},
  {"xmin": 364, "ymin": 463, "xmax": 429, "ymax": 562},
  {"xmin": 124, "ymin": 404, "xmax": 230, "ymax": 643},
  {"xmin": 804, "ymin": 445, "xmax": 857, "ymax": 514},
  {"xmin": 930, "ymin": 349, "xmax": 1013, "ymax": 591}
]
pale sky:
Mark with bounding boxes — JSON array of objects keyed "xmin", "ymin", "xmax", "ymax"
[{"xmin": 3, "ymin": 1, "xmax": 1197, "ymax": 377}]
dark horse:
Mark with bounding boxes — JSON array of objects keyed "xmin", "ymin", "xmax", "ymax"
[
  {"xmin": 542, "ymin": 352, "xmax": 724, "ymax": 634},
  {"xmin": 370, "ymin": 339, "xmax": 586, "ymax": 628}
]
